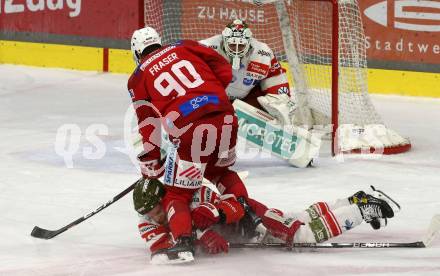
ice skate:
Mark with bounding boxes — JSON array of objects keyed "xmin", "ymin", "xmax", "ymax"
[
  {"xmin": 356, "ymin": 193, "xmax": 396, "ymax": 223},
  {"xmin": 370, "ymin": 185, "xmax": 401, "ymax": 214},
  {"xmin": 349, "ymin": 190, "xmax": 387, "ymax": 230},
  {"xmin": 150, "ymin": 237, "xmax": 195, "ymax": 265}
]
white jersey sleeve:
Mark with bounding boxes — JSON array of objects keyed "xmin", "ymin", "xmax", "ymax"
[
  {"xmin": 199, "ymin": 35, "xmax": 227, "ymax": 59},
  {"xmin": 200, "ymin": 36, "xmax": 289, "ymax": 100}
]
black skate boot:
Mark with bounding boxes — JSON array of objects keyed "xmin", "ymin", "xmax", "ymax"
[
  {"xmin": 237, "ymin": 197, "xmax": 266, "ymax": 242},
  {"xmin": 357, "ymin": 194, "xmax": 395, "ymax": 223},
  {"xmin": 150, "ymin": 236, "xmax": 194, "ymax": 265},
  {"xmin": 349, "ymin": 190, "xmax": 385, "ymax": 230}
]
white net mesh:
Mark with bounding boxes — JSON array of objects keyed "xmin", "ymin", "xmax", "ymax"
[
  {"xmin": 143, "ymin": 0, "xmax": 410, "ymax": 153},
  {"xmin": 285, "ymin": 0, "xmax": 383, "ymax": 126}
]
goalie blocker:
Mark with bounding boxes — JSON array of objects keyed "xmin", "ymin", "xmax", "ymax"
[{"xmin": 232, "ymin": 99, "xmax": 321, "ymax": 168}]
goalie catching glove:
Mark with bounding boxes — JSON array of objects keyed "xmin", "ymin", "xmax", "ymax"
[{"xmin": 257, "ymin": 94, "xmax": 296, "ymax": 126}]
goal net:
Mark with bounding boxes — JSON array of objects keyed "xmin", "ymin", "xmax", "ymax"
[{"xmin": 142, "ymin": 0, "xmax": 411, "ymax": 155}]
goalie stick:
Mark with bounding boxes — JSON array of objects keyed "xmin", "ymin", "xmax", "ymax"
[{"xmin": 230, "ymin": 214, "xmax": 440, "ymax": 250}]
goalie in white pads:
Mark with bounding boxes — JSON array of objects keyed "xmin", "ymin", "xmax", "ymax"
[
  {"xmin": 200, "ymin": 19, "xmax": 318, "ymax": 167},
  {"xmin": 133, "ymin": 178, "xmax": 399, "ymax": 264},
  {"xmin": 199, "ymin": 19, "xmax": 295, "ymax": 125}
]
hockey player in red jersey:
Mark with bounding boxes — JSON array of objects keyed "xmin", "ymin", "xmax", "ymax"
[
  {"xmin": 133, "ymin": 178, "xmax": 398, "ymax": 264},
  {"xmin": 128, "ymin": 26, "xmax": 251, "ymax": 263}
]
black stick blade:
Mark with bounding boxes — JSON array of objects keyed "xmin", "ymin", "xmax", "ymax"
[{"xmin": 31, "ymin": 226, "xmax": 60, "ymax": 239}]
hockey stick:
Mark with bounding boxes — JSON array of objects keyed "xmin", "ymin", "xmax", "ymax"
[
  {"xmin": 31, "ymin": 170, "xmax": 249, "ymax": 240},
  {"xmin": 231, "ymin": 214, "xmax": 440, "ymax": 250},
  {"xmin": 30, "ymin": 179, "xmax": 140, "ymax": 239},
  {"xmin": 230, "ymin": 241, "xmax": 426, "ymax": 249}
]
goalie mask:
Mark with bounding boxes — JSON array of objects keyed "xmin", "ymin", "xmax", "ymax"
[
  {"xmin": 222, "ymin": 19, "xmax": 252, "ymax": 70},
  {"xmin": 133, "ymin": 178, "xmax": 166, "ymax": 215},
  {"xmin": 131, "ymin": 26, "xmax": 162, "ymax": 65}
]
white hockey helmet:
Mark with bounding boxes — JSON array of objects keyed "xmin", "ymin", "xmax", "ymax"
[
  {"xmin": 222, "ymin": 19, "xmax": 252, "ymax": 69},
  {"xmin": 131, "ymin": 26, "xmax": 162, "ymax": 65}
]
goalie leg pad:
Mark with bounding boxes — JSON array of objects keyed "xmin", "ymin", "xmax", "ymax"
[{"xmin": 233, "ymin": 99, "xmax": 320, "ymax": 168}]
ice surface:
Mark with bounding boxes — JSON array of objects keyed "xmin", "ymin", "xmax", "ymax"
[{"xmin": 1, "ymin": 65, "xmax": 439, "ymax": 275}]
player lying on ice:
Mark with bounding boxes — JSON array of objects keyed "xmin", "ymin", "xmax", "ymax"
[{"xmin": 132, "ymin": 177, "xmax": 399, "ymax": 265}]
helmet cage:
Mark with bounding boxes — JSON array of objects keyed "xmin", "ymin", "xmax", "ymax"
[{"xmin": 222, "ymin": 21, "xmax": 252, "ymax": 59}]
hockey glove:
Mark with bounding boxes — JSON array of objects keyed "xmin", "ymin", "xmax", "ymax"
[
  {"xmin": 215, "ymin": 194, "xmax": 245, "ymax": 224},
  {"xmin": 191, "ymin": 202, "xmax": 220, "ymax": 229},
  {"xmin": 262, "ymin": 209, "xmax": 303, "ymax": 244},
  {"xmin": 257, "ymin": 94, "xmax": 296, "ymax": 126},
  {"xmin": 138, "ymin": 153, "xmax": 163, "ymax": 179},
  {"xmin": 197, "ymin": 229, "xmax": 229, "ymax": 254}
]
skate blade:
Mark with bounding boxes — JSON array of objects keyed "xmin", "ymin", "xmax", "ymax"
[
  {"xmin": 151, "ymin": 251, "xmax": 194, "ymax": 265},
  {"xmin": 370, "ymin": 186, "xmax": 401, "ymax": 214}
]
